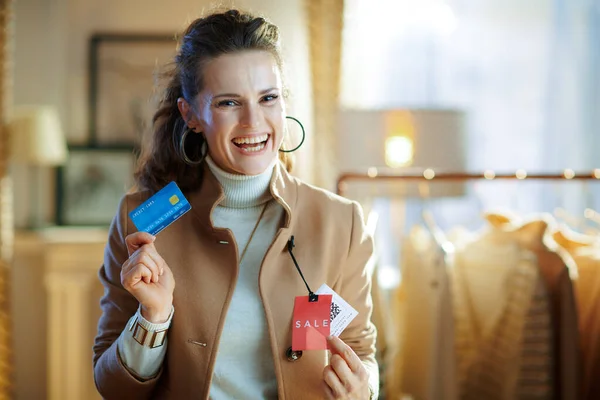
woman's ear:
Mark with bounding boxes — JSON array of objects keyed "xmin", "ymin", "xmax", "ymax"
[{"xmin": 177, "ymin": 97, "xmax": 202, "ymax": 132}]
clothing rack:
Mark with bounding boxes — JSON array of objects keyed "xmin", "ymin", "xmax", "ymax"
[
  {"xmin": 339, "ymin": 168, "xmax": 600, "ymax": 400},
  {"xmin": 336, "ymin": 169, "xmax": 600, "ymax": 196}
]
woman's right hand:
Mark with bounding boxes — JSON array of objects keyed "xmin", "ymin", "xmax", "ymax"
[{"xmin": 121, "ymin": 232, "xmax": 175, "ymax": 323}]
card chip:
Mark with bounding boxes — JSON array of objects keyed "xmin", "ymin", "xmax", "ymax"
[{"xmin": 169, "ymin": 195, "xmax": 179, "ymax": 205}]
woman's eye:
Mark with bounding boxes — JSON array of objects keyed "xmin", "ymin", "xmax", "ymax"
[
  {"xmin": 262, "ymin": 94, "xmax": 279, "ymax": 103},
  {"xmin": 217, "ymin": 100, "xmax": 237, "ymax": 107}
]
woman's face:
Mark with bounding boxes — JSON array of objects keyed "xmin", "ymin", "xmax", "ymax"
[{"xmin": 181, "ymin": 50, "xmax": 285, "ymax": 176}]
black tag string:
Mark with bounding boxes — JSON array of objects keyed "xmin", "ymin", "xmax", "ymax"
[{"xmin": 287, "ymin": 236, "xmax": 318, "ymax": 302}]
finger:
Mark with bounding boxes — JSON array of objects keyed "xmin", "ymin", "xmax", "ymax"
[
  {"xmin": 327, "ymin": 336, "xmax": 363, "ymax": 373},
  {"xmin": 330, "ymin": 354, "xmax": 356, "ymax": 392},
  {"xmin": 122, "ymin": 264, "xmax": 154, "ymax": 289},
  {"xmin": 133, "ymin": 264, "xmax": 153, "ymax": 285},
  {"xmin": 125, "ymin": 232, "xmax": 155, "ymax": 257},
  {"xmin": 128, "ymin": 244, "xmax": 167, "ymax": 279},
  {"xmin": 322, "ymin": 381, "xmax": 336, "ymax": 400},
  {"xmin": 139, "ymin": 245, "xmax": 168, "ymax": 276},
  {"xmin": 134, "ymin": 245, "xmax": 165, "ymax": 281},
  {"xmin": 323, "ymin": 365, "xmax": 345, "ymax": 398},
  {"xmin": 130, "ymin": 252, "xmax": 160, "ymax": 283}
]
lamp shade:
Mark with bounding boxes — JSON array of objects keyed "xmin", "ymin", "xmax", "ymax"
[
  {"xmin": 338, "ymin": 108, "xmax": 465, "ymax": 171},
  {"xmin": 9, "ymin": 106, "xmax": 68, "ymax": 166}
]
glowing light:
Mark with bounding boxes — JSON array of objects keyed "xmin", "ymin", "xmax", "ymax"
[
  {"xmin": 425, "ymin": 2, "xmax": 458, "ymax": 36},
  {"xmin": 516, "ymin": 169, "xmax": 527, "ymax": 180},
  {"xmin": 594, "ymin": 169, "xmax": 600, "ymax": 179},
  {"xmin": 377, "ymin": 264, "xmax": 400, "ymax": 290},
  {"xmin": 484, "ymin": 170, "xmax": 496, "ymax": 180},
  {"xmin": 367, "ymin": 167, "xmax": 378, "ymax": 178},
  {"xmin": 424, "ymin": 169, "xmax": 435, "ymax": 180},
  {"xmin": 564, "ymin": 169, "xmax": 575, "ymax": 179},
  {"xmin": 385, "ymin": 136, "xmax": 414, "ymax": 168}
]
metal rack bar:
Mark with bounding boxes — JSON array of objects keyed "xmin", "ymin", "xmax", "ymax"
[{"xmin": 336, "ymin": 169, "xmax": 600, "ymax": 196}]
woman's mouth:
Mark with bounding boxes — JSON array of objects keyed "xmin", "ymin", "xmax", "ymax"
[{"xmin": 231, "ymin": 134, "xmax": 270, "ymax": 153}]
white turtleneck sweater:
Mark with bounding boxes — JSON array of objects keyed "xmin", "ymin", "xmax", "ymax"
[{"xmin": 117, "ymin": 156, "xmax": 283, "ymax": 399}]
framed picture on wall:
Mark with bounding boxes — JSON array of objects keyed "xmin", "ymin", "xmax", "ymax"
[
  {"xmin": 55, "ymin": 146, "xmax": 137, "ymax": 226},
  {"xmin": 89, "ymin": 33, "xmax": 177, "ymax": 146}
]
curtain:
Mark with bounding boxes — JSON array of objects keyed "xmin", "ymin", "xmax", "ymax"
[
  {"xmin": 0, "ymin": 0, "xmax": 14, "ymax": 397},
  {"xmin": 305, "ymin": 0, "xmax": 345, "ymax": 190},
  {"xmin": 543, "ymin": 0, "xmax": 600, "ymax": 212}
]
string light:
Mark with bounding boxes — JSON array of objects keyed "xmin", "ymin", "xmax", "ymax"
[
  {"xmin": 594, "ymin": 169, "xmax": 600, "ymax": 179},
  {"xmin": 516, "ymin": 169, "xmax": 527, "ymax": 180},
  {"xmin": 484, "ymin": 170, "xmax": 496, "ymax": 180},
  {"xmin": 367, "ymin": 167, "xmax": 378, "ymax": 178},
  {"xmin": 423, "ymin": 169, "xmax": 435, "ymax": 180},
  {"xmin": 564, "ymin": 169, "xmax": 575, "ymax": 179}
]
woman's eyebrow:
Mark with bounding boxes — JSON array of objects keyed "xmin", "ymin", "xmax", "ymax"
[
  {"xmin": 213, "ymin": 87, "xmax": 279, "ymax": 99},
  {"xmin": 259, "ymin": 87, "xmax": 279, "ymax": 94},
  {"xmin": 213, "ymin": 93, "xmax": 241, "ymax": 99}
]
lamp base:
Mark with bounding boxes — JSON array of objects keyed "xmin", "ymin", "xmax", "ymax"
[{"xmin": 26, "ymin": 165, "xmax": 47, "ymax": 230}]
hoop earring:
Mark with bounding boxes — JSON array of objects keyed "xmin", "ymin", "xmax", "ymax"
[
  {"xmin": 179, "ymin": 128, "xmax": 207, "ymax": 165},
  {"xmin": 279, "ymin": 116, "xmax": 306, "ymax": 153}
]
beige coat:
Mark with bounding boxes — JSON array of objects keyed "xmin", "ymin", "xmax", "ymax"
[
  {"xmin": 93, "ymin": 162, "xmax": 378, "ymax": 399},
  {"xmin": 387, "ymin": 226, "xmax": 457, "ymax": 400},
  {"xmin": 553, "ymin": 230, "xmax": 600, "ymax": 400}
]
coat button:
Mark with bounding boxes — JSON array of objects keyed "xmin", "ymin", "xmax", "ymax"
[{"xmin": 286, "ymin": 346, "xmax": 303, "ymax": 362}]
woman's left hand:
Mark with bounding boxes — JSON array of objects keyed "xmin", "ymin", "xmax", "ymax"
[{"xmin": 322, "ymin": 336, "xmax": 370, "ymax": 399}]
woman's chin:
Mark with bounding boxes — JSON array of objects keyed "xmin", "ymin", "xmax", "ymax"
[{"xmin": 231, "ymin": 155, "xmax": 276, "ymax": 176}]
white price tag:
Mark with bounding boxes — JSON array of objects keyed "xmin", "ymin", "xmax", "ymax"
[{"xmin": 315, "ymin": 284, "xmax": 358, "ymax": 337}]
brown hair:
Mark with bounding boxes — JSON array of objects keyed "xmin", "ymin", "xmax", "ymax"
[{"xmin": 134, "ymin": 9, "xmax": 292, "ymax": 193}]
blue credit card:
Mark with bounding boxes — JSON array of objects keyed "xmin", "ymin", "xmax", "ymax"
[{"xmin": 129, "ymin": 181, "xmax": 191, "ymax": 236}]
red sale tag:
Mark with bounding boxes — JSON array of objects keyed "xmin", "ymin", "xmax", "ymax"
[{"xmin": 292, "ymin": 294, "xmax": 332, "ymax": 351}]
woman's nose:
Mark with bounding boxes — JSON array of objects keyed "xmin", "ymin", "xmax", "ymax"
[{"xmin": 240, "ymin": 105, "xmax": 261, "ymax": 128}]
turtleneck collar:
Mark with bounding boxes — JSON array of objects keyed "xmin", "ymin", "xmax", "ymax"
[{"xmin": 204, "ymin": 155, "xmax": 275, "ymax": 208}]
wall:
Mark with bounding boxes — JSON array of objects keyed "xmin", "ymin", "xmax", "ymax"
[{"xmin": 11, "ymin": 1, "xmax": 312, "ymax": 398}]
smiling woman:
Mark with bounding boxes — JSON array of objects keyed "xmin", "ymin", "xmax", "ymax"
[{"xmin": 93, "ymin": 9, "xmax": 379, "ymax": 400}]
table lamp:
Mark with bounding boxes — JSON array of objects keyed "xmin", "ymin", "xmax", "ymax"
[
  {"xmin": 338, "ymin": 108, "xmax": 466, "ymax": 198},
  {"xmin": 9, "ymin": 106, "xmax": 68, "ymax": 228}
]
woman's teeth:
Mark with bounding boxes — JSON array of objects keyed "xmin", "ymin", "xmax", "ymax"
[
  {"xmin": 243, "ymin": 142, "xmax": 266, "ymax": 152},
  {"xmin": 232, "ymin": 134, "xmax": 269, "ymax": 152},
  {"xmin": 232, "ymin": 134, "xmax": 269, "ymax": 145}
]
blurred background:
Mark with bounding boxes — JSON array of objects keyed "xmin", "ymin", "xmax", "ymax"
[{"xmin": 0, "ymin": 0, "xmax": 599, "ymax": 399}]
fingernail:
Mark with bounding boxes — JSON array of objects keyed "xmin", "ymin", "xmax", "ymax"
[{"xmin": 160, "ymin": 268, "xmax": 164, "ymax": 275}]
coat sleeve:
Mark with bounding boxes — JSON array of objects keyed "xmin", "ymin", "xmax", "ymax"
[
  {"xmin": 338, "ymin": 201, "xmax": 380, "ymax": 398},
  {"xmin": 93, "ymin": 195, "xmax": 163, "ymax": 399}
]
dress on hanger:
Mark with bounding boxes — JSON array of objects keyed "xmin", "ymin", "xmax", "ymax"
[
  {"xmin": 552, "ymin": 230, "xmax": 600, "ymax": 400},
  {"xmin": 388, "ymin": 225, "xmax": 457, "ymax": 400}
]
